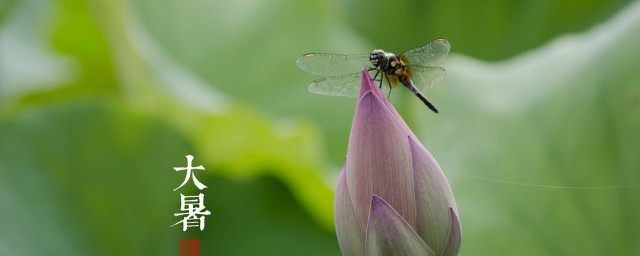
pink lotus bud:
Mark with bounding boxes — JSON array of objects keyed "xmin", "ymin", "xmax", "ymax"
[{"xmin": 335, "ymin": 69, "xmax": 461, "ymax": 256}]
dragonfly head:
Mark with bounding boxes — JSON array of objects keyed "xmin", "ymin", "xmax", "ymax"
[{"xmin": 369, "ymin": 50, "xmax": 385, "ymax": 67}]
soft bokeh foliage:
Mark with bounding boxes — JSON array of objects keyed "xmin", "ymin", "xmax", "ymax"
[{"xmin": 1, "ymin": 0, "xmax": 639, "ymax": 255}]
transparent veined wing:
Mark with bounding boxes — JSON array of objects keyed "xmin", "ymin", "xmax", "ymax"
[
  {"xmin": 308, "ymin": 71, "xmax": 392, "ymax": 97},
  {"xmin": 407, "ymin": 66, "xmax": 446, "ymax": 91},
  {"xmin": 296, "ymin": 53, "xmax": 371, "ymax": 76},
  {"xmin": 400, "ymin": 39, "xmax": 450, "ymax": 67}
]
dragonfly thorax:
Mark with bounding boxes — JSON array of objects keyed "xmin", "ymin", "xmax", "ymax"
[{"xmin": 370, "ymin": 50, "xmax": 404, "ymax": 76}]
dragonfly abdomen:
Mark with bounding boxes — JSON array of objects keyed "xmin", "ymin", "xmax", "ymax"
[{"xmin": 407, "ymin": 79, "xmax": 439, "ymax": 113}]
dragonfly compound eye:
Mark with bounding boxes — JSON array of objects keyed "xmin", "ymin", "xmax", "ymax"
[{"xmin": 370, "ymin": 50, "xmax": 384, "ymax": 66}]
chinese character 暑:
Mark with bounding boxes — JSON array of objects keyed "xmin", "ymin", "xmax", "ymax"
[
  {"xmin": 174, "ymin": 155, "xmax": 207, "ymax": 191},
  {"xmin": 172, "ymin": 193, "xmax": 211, "ymax": 231}
]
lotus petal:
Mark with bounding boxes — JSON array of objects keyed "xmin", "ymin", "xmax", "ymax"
[{"xmin": 365, "ymin": 195, "xmax": 435, "ymax": 256}]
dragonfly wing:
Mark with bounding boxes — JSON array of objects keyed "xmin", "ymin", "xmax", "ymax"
[
  {"xmin": 297, "ymin": 53, "xmax": 371, "ymax": 76},
  {"xmin": 407, "ymin": 66, "xmax": 446, "ymax": 91},
  {"xmin": 309, "ymin": 71, "xmax": 394, "ymax": 98},
  {"xmin": 401, "ymin": 39, "xmax": 450, "ymax": 67},
  {"xmin": 308, "ymin": 73, "xmax": 361, "ymax": 97}
]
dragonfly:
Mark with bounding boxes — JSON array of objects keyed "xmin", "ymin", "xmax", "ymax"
[{"xmin": 296, "ymin": 38, "xmax": 450, "ymax": 113}]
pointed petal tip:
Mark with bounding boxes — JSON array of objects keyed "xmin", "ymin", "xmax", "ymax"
[
  {"xmin": 366, "ymin": 194, "xmax": 436, "ymax": 256},
  {"xmin": 359, "ymin": 68, "xmax": 375, "ymax": 98},
  {"xmin": 361, "ymin": 67, "xmax": 371, "ymax": 77},
  {"xmin": 370, "ymin": 194, "xmax": 384, "ymax": 210},
  {"xmin": 449, "ymin": 207, "xmax": 462, "ymax": 239},
  {"xmin": 368, "ymin": 194, "xmax": 389, "ymax": 218},
  {"xmin": 440, "ymin": 207, "xmax": 462, "ymax": 256},
  {"xmin": 357, "ymin": 67, "xmax": 404, "ymax": 118}
]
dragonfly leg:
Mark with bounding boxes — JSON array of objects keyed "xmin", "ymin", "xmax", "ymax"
[
  {"xmin": 373, "ymin": 70, "xmax": 380, "ymax": 81},
  {"xmin": 385, "ymin": 73, "xmax": 392, "ymax": 99},
  {"xmin": 379, "ymin": 73, "xmax": 385, "ymax": 89}
]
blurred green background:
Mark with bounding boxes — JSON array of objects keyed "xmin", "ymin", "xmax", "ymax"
[{"xmin": 1, "ymin": 0, "xmax": 639, "ymax": 255}]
